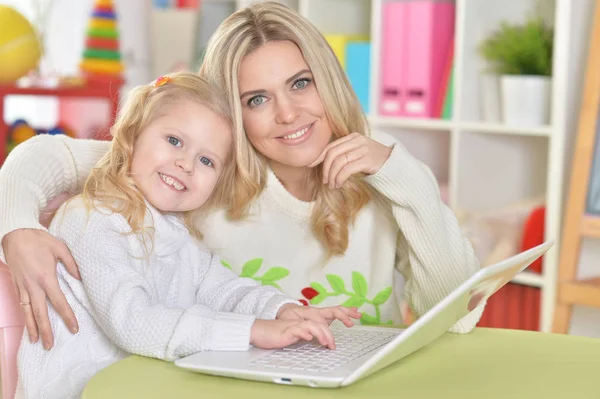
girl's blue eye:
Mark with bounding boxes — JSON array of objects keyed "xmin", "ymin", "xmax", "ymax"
[
  {"xmin": 167, "ymin": 136, "xmax": 181, "ymax": 146},
  {"xmin": 248, "ymin": 95, "xmax": 266, "ymax": 107},
  {"xmin": 199, "ymin": 156, "xmax": 213, "ymax": 167},
  {"xmin": 293, "ymin": 78, "xmax": 311, "ymax": 90}
]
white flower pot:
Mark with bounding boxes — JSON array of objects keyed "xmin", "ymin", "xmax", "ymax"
[{"xmin": 501, "ymin": 75, "xmax": 551, "ymax": 126}]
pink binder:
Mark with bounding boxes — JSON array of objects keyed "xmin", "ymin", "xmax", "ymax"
[
  {"xmin": 379, "ymin": 1, "xmax": 407, "ymax": 116},
  {"xmin": 403, "ymin": 1, "xmax": 455, "ymax": 118}
]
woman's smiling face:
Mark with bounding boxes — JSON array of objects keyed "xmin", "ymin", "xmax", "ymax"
[{"xmin": 238, "ymin": 40, "xmax": 332, "ymax": 169}]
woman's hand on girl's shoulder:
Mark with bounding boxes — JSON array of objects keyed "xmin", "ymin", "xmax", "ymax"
[
  {"xmin": 309, "ymin": 132, "xmax": 393, "ymax": 189},
  {"xmin": 2, "ymin": 229, "xmax": 80, "ymax": 349}
]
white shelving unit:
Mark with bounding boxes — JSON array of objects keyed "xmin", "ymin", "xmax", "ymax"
[{"xmin": 200, "ymin": 0, "xmax": 593, "ymax": 333}]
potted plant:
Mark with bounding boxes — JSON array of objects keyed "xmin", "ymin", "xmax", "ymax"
[{"xmin": 479, "ymin": 16, "xmax": 553, "ymax": 126}]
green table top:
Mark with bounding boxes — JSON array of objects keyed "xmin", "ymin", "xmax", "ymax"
[{"xmin": 82, "ymin": 328, "xmax": 600, "ymax": 399}]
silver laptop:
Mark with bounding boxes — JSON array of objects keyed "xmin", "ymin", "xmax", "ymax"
[{"xmin": 175, "ymin": 241, "xmax": 553, "ymax": 388}]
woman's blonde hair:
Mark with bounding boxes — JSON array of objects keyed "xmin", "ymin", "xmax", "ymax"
[
  {"xmin": 82, "ymin": 72, "xmax": 234, "ymax": 244},
  {"xmin": 200, "ymin": 1, "xmax": 372, "ymax": 256}
]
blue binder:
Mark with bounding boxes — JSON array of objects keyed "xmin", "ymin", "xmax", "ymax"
[{"xmin": 345, "ymin": 42, "xmax": 371, "ymax": 114}]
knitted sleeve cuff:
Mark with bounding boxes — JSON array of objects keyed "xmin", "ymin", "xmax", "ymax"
[
  {"xmin": 208, "ymin": 312, "xmax": 256, "ymax": 351},
  {"xmin": 258, "ymin": 295, "xmax": 303, "ymax": 320}
]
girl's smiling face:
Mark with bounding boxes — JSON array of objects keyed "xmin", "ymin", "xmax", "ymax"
[{"xmin": 131, "ymin": 99, "xmax": 232, "ymax": 212}]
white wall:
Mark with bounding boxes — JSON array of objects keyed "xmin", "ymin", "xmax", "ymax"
[{"xmin": 570, "ymin": 239, "xmax": 600, "ymax": 338}]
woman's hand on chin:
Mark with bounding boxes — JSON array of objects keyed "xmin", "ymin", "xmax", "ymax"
[{"xmin": 309, "ymin": 132, "xmax": 393, "ymax": 189}]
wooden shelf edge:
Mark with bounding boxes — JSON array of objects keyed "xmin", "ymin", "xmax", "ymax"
[
  {"xmin": 368, "ymin": 116, "xmax": 453, "ymax": 131},
  {"xmin": 366, "ymin": 116, "xmax": 553, "ymax": 137},
  {"xmin": 581, "ymin": 215, "xmax": 600, "ymax": 238},
  {"xmin": 459, "ymin": 122, "xmax": 552, "ymax": 137},
  {"xmin": 558, "ymin": 277, "xmax": 600, "ymax": 308}
]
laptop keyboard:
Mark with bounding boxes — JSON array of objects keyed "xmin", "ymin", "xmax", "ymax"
[{"xmin": 249, "ymin": 329, "xmax": 400, "ymax": 373}]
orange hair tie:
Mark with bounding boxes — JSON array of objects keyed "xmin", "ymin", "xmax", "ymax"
[{"xmin": 153, "ymin": 76, "xmax": 170, "ymax": 87}]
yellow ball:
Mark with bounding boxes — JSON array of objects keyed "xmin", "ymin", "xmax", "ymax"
[
  {"xmin": 11, "ymin": 124, "xmax": 36, "ymax": 144},
  {"xmin": 0, "ymin": 6, "xmax": 42, "ymax": 84}
]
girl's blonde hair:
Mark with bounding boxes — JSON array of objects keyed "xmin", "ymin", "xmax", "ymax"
[
  {"xmin": 82, "ymin": 72, "xmax": 234, "ymax": 242},
  {"xmin": 200, "ymin": 1, "xmax": 372, "ymax": 256}
]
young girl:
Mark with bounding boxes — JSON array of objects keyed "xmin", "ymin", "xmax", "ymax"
[{"xmin": 13, "ymin": 72, "xmax": 360, "ymax": 399}]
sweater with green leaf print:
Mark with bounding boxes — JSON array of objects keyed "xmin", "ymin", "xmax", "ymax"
[
  {"xmin": 0, "ymin": 132, "xmax": 485, "ymax": 333},
  {"xmin": 201, "ymin": 132, "xmax": 485, "ymax": 332}
]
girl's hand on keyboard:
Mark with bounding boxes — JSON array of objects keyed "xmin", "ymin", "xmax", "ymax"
[
  {"xmin": 251, "ymin": 319, "xmax": 337, "ymax": 349},
  {"xmin": 277, "ymin": 304, "xmax": 361, "ymax": 327}
]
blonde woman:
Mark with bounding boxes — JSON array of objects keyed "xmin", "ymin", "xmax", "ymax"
[
  {"xmin": 13, "ymin": 72, "xmax": 360, "ymax": 399},
  {"xmin": 0, "ymin": 2, "xmax": 484, "ymax": 348}
]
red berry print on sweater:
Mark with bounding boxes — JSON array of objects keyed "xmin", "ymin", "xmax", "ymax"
[{"xmin": 301, "ymin": 287, "xmax": 319, "ymax": 300}]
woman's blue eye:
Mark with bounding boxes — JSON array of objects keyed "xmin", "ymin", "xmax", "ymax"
[
  {"xmin": 199, "ymin": 156, "xmax": 213, "ymax": 167},
  {"xmin": 248, "ymin": 96, "xmax": 266, "ymax": 107},
  {"xmin": 293, "ymin": 78, "xmax": 311, "ymax": 90},
  {"xmin": 167, "ymin": 136, "xmax": 181, "ymax": 146}
]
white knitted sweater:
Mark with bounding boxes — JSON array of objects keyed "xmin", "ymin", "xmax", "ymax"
[
  {"xmin": 0, "ymin": 132, "xmax": 484, "ymax": 336},
  {"xmin": 14, "ymin": 197, "xmax": 296, "ymax": 399}
]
